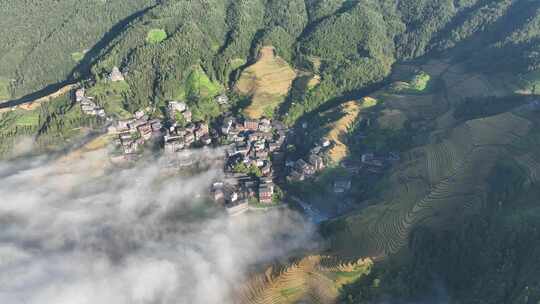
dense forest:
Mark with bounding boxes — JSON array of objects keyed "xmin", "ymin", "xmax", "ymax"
[
  {"xmin": 0, "ymin": 0, "xmax": 155, "ymax": 99},
  {"xmin": 3, "ymin": 0, "xmax": 540, "ymax": 124}
]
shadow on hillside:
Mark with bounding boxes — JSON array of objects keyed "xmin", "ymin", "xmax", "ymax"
[{"xmin": 1, "ymin": 3, "xmax": 157, "ymax": 110}]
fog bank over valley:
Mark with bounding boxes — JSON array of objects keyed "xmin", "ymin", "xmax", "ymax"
[{"xmin": 0, "ymin": 149, "xmax": 318, "ymax": 304}]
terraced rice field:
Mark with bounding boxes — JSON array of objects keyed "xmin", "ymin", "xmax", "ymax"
[
  {"xmin": 332, "ymin": 109, "xmax": 535, "ymax": 257},
  {"xmin": 325, "ymin": 101, "xmax": 362, "ymax": 163},
  {"xmin": 466, "ymin": 112, "xmax": 531, "ymax": 146},
  {"xmin": 324, "ymin": 97, "xmax": 377, "ymax": 163},
  {"xmin": 435, "ymin": 110, "xmax": 458, "ymax": 130},
  {"xmin": 236, "ymin": 46, "xmax": 297, "ymax": 119},
  {"xmin": 442, "ymin": 64, "xmax": 510, "ymax": 101},
  {"xmin": 516, "ymin": 153, "xmax": 540, "ymax": 185},
  {"xmin": 377, "ymin": 109, "xmax": 406, "ymax": 130},
  {"xmin": 366, "ymin": 148, "xmax": 499, "ymax": 255},
  {"xmin": 236, "ymin": 256, "xmax": 372, "ymax": 304},
  {"xmin": 420, "ymin": 60, "xmax": 451, "ymax": 77},
  {"xmin": 379, "ymin": 93, "xmax": 440, "ymax": 120},
  {"xmin": 425, "ymin": 126, "xmax": 473, "ymax": 185}
]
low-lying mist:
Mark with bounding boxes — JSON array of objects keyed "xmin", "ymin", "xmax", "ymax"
[{"xmin": 0, "ymin": 148, "xmax": 318, "ymax": 304}]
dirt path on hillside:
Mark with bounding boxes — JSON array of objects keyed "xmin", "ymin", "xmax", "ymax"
[{"xmin": 0, "ymin": 83, "xmax": 77, "ymax": 111}]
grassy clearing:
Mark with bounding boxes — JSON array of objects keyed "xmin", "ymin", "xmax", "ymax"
[
  {"xmin": 88, "ymin": 80, "xmax": 130, "ymax": 95},
  {"xmin": 14, "ymin": 110, "xmax": 40, "ymax": 126},
  {"xmin": 146, "ymin": 28, "xmax": 167, "ymax": 44},
  {"xmin": 235, "ymin": 46, "xmax": 297, "ymax": 119},
  {"xmin": 410, "ymin": 72, "xmax": 431, "ymax": 91},
  {"xmin": 170, "ymin": 66, "xmax": 223, "ymax": 121},
  {"xmin": 71, "ymin": 51, "xmax": 85, "ymax": 62},
  {"xmin": 104, "ymin": 100, "xmax": 132, "ymax": 120},
  {"xmin": 390, "ymin": 71, "xmax": 431, "ymax": 94},
  {"xmin": 0, "ymin": 77, "xmax": 11, "ymax": 100},
  {"xmin": 174, "ymin": 66, "xmax": 222, "ymax": 101}
]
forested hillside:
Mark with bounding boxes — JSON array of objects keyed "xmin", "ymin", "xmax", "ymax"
[
  {"xmin": 0, "ymin": 0, "xmax": 155, "ymax": 100},
  {"xmin": 4, "ymin": 0, "xmax": 540, "ymax": 118}
]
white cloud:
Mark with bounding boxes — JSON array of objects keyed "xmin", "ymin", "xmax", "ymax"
[{"xmin": 0, "ymin": 149, "xmax": 317, "ymax": 304}]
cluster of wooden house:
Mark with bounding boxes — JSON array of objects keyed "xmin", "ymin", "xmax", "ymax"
[
  {"xmin": 74, "ymin": 88, "xmax": 106, "ymax": 117},
  {"xmin": 286, "ymin": 138, "xmax": 331, "ymax": 182},
  {"xmin": 210, "ymin": 117, "xmax": 289, "ymax": 215},
  {"xmin": 75, "ymin": 67, "xmax": 125, "ymax": 117},
  {"xmin": 163, "ymin": 101, "xmax": 216, "ymax": 153},
  {"xmin": 224, "ymin": 118, "xmax": 286, "ymax": 173},
  {"xmin": 108, "ymin": 110, "xmax": 163, "ymax": 159},
  {"xmin": 211, "ymin": 175, "xmax": 276, "ymax": 216},
  {"xmin": 109, "ymin": 66, "xmax": 125, "ymax": 82},
  {"xmin": 73, "ymin": 77, "xmax": 405, "ymax": 215},
  {"xmin": 352, "ymin": 152, "xmax": 400, "ymax": 174}
]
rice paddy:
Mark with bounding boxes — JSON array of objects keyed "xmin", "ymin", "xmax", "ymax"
[
  {"xmin": 323, "ymin": 97, "xmax": 378, "ymax": 163},
  {"xmin": 237, "ymin": 256, "xmax": 372, "ymax": 304},
  {"xmin": 236, "ymin": 46, "xmax": 297, "ymax": 119},
  {"xmin": 324, "ymin": 60, "xmax": 539, "ymax": 258}
]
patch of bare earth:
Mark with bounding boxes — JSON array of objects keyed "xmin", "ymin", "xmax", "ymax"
[{"xmin": 2, "ymin": 83, "xmax": 77, "ymax": 111}]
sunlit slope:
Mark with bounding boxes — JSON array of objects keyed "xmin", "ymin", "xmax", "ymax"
[
  {"xmin": 327, "ymin": 107, "xmax": 537, "ymax": 257},
  {"xmin": 236, "ymin": 255, "xmax": 372, "ymax": 304},
  {"xmin": 320, "ymin": 98, "xmax": 377, "ymax": 164},
  {"xmin": 235, "ymin": 46, "xmax": 297, "ymax": 119}
]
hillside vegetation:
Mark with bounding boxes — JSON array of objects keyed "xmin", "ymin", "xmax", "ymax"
[
  {"xmin": 0, "ymin": 0, "xmax": 154, "ymax": 98},
  {"xmin": 4, "ymin": 0, "xmax": 540, "ymax": 123}
]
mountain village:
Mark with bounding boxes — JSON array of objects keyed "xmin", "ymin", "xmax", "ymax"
[{"xmin": 72, "ymin": 67, "xmax": 400, "ymax": 216}]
